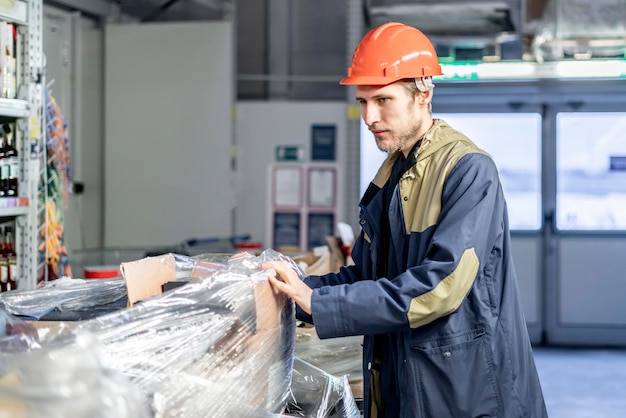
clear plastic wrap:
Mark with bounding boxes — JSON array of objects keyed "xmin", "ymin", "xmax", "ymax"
[
  {"xmin": 35, "ymin": 250, "xmax": 296, "ymax": 418},
  {"xmin": 0, "ymin": 332, "xmax": 152, "ymax": 418},
  {"xmin": 284, "ymin": 357, "xmax": 361, "ymax": 418},
  {"xmin": 0, "ymin": 308, "xmax": 40, "ymax": 352},
  {"xmin": 0, "ymin": 277, "xmax": 128, "ymax": 319},
  {"xmin": 295, "ymin": 328, "xmax": 363, "ymax": 383},
  {"xmin": 1, "ymin": 249, "xmax": 360, "ymax": 417},
  {"xmin": 0, "ymin": 253, "xmax": 227, "ymax": 321}
]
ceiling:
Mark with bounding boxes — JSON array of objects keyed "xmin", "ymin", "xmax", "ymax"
[
  {"xmin": 41, "ymin": 0, "xmax": 532, "ymax": 100},
  {"xmin": 48, "ymin": 0, "xmax": 522, "ymax": 29},
  {"xmin": 43, "ymin": 0, "xmax": 626, "ymax": 99},
  {"xmin": 118, "ymin": 0, "xmax": 227, "ymax": 22},
  {"xmin": 365, "ymin": 0, "xmax": 521, "ymax": 36},
  {"xmin": 45, "ymin": 0, "xmax": 229, "ymax": 21}
]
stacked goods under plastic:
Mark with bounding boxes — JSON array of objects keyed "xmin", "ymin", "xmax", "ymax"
[
  {"xmin": 0, "ymin": 319, "xmax": 152, "ymax": 418},
  {"xmin": 0, "ymin": 277, "xmax": 129, "ymax": 320},
  {"xmin": 0, "ymin": 250, "xmax": 297, "ymax": 418},
  {"xmin": 295, "ymin": 327, "xmax": 364, "ymax": 399},
  {"xmin": 287, "ymin": 357, "xmax": 361, "ymax": 418}
]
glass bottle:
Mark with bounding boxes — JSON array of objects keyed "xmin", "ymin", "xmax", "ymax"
[
  {"xmin": 3, "ymin": 23, "xmax": 16, "ymax": 99},
  {"xmin": 5, "ymin": 225, "xmax": 16, "ymax": 291},
  {"xmin": 0, "ymin": 125, "xmax": 6, "ymax": 198},
  {"xmin": 3, "ymin": 124, "xmax": 17, "ymax": 197},
  {"xmin": 0, "ymin": 227, "xmax": 7, "ymax": 292}
]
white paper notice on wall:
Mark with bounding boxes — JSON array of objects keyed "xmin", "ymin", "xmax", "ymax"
[
  {"xmin": 308, "ymin": 168, "xmax": 335, "ymax": 207},
  {"xmin": 274, "ymin": 166, "xmax": 302, "ymax": 207}
]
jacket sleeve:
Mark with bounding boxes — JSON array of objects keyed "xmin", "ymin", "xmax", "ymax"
[
  {"xmin": 311, "ymin": 153, "xmax": 503, "ymax": 338},
  {"xmin": 295, "ymin": 264, "xmax": 362, "ymax": 323}
]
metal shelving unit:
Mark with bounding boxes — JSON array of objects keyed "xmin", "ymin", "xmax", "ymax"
[
  {"xmin": 0, "ymin": 97, "xmax": 29, "ymax": 119},
  {"xmin": 0, "ymin": 0, "xmax": 43, "ymax": 290}
]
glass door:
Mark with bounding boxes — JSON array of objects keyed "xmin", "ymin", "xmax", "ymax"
[{"xmin": 547, "ymin": 108, "xmax": 626, "ymax": 346}]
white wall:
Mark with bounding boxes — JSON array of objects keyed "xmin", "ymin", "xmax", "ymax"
[
  {"xmin": 43, "ymin": 8, "xmax": 103, "ymax": 255},
  {"xmin": 73, "ymin": 21, "xmax": 349, "ymax": 253},
  {"xmin": 77, "ymin": 28, "xmax": 105, "ymax": 249},
  {"xmin": 235, "ymin": 101, "xmax": 348, "ymax": 248},
  {"xmin": 104, "ymin": 22, "xmax": 234, "ymax": 248}
]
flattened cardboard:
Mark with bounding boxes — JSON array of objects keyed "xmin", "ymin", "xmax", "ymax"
[
  {"xmin": 119, "ymin": 254, "xmax": 294, "ymax": 411},
  {"xmin": 121, "ymin": 254, "xmax": 288, "ymax": 333},
  {"xmin": 253, "ymin": 279, "xmax": 283, "ymax": 332},
  {"xmin": 191, "ymin": 260, "xmax": 225, "ymax": 278},
  {"xmin": 120, "ymin": 254, "xmax": 177, "ymax": 306}
]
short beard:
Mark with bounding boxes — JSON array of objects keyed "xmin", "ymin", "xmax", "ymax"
[{"xmin": 376, "ymin": 120, "xmax": 422, "ymax": 154}]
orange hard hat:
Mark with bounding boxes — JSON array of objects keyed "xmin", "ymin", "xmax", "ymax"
[{"xmin": 340, "ymin": 22, "xmax": 443, "ymax": 86}]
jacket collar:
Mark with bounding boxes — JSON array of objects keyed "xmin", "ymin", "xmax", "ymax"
[
  {"xmin": 413, "ymin": 118, "xmax": 474, "ymax": 161},
  {"xmin": 370, "ymin": 118, "xmax": 473, "ymax": 188}
]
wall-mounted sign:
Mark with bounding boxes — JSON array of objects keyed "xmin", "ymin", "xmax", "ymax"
[
  {"xmin": 276, "ymin": 145, "xmax": 304, "ymax": 161},
  {"xmin": 272, "ymin": 166, "xmax": 302, "ymax": 207},
  {"xmin": 610, "ymin": 156, "xmax": 626, "ymax": 171},
  {"xmin": 311, "ymin": 124, "xmax": 336, "ymax": 161},
  {"xmin": 273, "ymin": 212, "xmax": 301, "ymax": 250},
  {"xmin": 307, "ymin": 212, "xmax": 335, "ymax": 250},
  {"xmin": 308, "ymin": 167, "xmax": 336, "ymax": 207}
]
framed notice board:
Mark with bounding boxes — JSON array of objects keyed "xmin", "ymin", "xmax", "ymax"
[
  {"xmin": 308, "ymin": 167, "xmax": 336, "ymax": 207},
  {"xmin": 307, "ymin": 212, "xmax": 335, "ymax": 250},
  {"xmin": 272, "ymin": 166, "xmax": 302, "ymax": 207},
  {"xmin": 268, "ymin": 162, "xmax": 340, "ymax": 252},
  {"xmin": 311, "ymin": 124, "xmax": 336, "ymax": 161},
  {"xmin": 273, "ymin": 212, "xmax": 301, "ymax": 250}
]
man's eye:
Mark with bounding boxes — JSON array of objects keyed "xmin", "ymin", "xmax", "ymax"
[{"xmin": 378, "ymin": 98, "xmax": 388, "ymax": 104}]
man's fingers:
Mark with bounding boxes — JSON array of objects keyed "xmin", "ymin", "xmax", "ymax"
[
  {"xmin": 268, "ymin": 274, "xmax": 288, "ymax": 294},
  {"xmin": 261, "ymin": 261, "xmax": 298, "ymax": 284},
  {"xmin": 268, "ymin": 274, "xmax": 282, "ymax": 286},
  {"xmin": 269, "ymin": 260, "xmax": 292, "ymax": 277}
]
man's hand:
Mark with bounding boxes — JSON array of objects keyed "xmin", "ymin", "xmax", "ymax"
[{"xmin": 260, "ymin": 260, "xmax": 313, "ymax": 315}]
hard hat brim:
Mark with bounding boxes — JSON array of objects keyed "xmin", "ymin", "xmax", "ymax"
[{"xmin": 339, "ymin": 75, "xmax": 401, "ymax": 86}]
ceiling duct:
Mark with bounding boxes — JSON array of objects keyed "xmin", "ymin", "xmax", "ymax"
[
  {"xmin": 531, "ymin": 0, "xmax": 626, "ymax": 61},
  {"xmin": 365, "ymin": 0, "xmax": 524, "ymax": 61}
]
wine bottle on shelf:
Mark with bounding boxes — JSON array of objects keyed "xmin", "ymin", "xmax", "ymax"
[
  {"xmin": 2, "ymin": 22, "xmax": 17, "ymax": 99},
  {"xmin": 0, "ymin": 226, "xmax": 7, "ymax": 292},
  {"xmin": 5, "ymin": 225, "xmax": 16, "ymax": 291},
  {"xmin": 0, "ymin": 125, "xmax": 6, "ymax": 198},
  {"xmin": 3, "ymin": 124, "xmax": 18, "ymax": 197}
]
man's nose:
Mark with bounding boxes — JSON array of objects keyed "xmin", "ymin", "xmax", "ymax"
[{"xmin": 362, "ymin": 105, "xmax": 380, "ymax": 127}]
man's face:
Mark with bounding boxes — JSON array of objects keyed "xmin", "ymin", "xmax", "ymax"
[{"xmin": 356, "ymin": 82, "xmax": 424, "ymax": 156}]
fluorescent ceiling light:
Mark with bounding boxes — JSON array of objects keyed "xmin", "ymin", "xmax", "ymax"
[{"xmin": 439, "ymin": 59, "xmax": 626, "ymax": 80}]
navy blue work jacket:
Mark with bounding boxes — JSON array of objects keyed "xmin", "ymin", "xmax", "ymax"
[{"xmin": 297, "ymin": 120, "xmax": 547, "ymax": 418}]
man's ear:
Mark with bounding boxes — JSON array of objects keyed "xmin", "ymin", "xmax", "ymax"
[{"xmin": 418, "ymin": 89, "xmax": 433, "ymax": 106}]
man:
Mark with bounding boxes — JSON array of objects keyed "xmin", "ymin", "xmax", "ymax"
[{"xmin": 262, "ymin": 22, "xmax": 547, "ymax": 418}]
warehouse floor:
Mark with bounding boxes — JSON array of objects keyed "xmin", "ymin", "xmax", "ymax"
[{"xmin": 533, "ymin": 347, "xmax": 626, "ymax": 417}]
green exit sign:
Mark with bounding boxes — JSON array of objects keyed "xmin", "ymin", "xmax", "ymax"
[{"xmin": 276, "ymin": 146, "xmax": 303, "ymax": 161}]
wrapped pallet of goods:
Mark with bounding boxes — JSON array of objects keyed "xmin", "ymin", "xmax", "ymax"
[
  {"xmin": 0, "ymin": 250, "xmax": 361, "ymax": 417},
  {"xmin": 0, "ymin": 318, "xmax": 151, "ymax": 418},
  {"xmin": 1, "ymin": 251, "xmax": 295, "ymax": 417},
  {"xmin": 295, "ymin": 326, "xmax": 364, "ymax": 399}
]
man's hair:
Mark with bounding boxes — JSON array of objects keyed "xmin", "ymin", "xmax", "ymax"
[{"xmin": 398, "ymin": 78, "xmax": 433, "ymax": 113}]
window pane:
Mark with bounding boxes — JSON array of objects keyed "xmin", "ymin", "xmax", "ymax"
[
  {"xmin": 556, "ymin": 112, "xmax": 626, "ymax": 230},
  {"xmin": 360, "ymin": 113, "xmax": 542, "ymax": 230}
]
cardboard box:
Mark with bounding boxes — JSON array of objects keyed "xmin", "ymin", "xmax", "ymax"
[
  {"xmin": 119, "ymin": 254, "xmax": 287, "ymax": 327},
  {"xmin": 293, "ymin": 252, "xmax": 331, "ymax": 276},
  {"xmin": 291, "ymin": 237, "xmax": 347, "ymax": 276},
  {"xmin": 118, "ymin": 254, "xmax": 295, "ymax": 415},
  {"xmin": 14, "ymin": 253, "xmax": 295, "ymax": 417}
]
